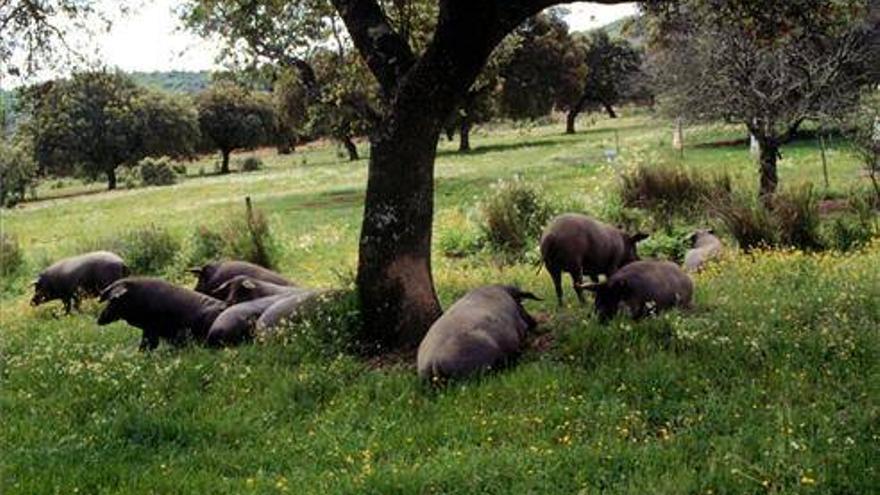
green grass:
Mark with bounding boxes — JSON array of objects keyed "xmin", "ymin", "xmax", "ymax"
[{"xmin": 2, "ymin": 114, "xmax": 878, "ymax": 494}]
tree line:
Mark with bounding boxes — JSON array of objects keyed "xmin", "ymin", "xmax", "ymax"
[{"xmin": 3, "ymin": 12, "xmax": 646, "ymax": 196}]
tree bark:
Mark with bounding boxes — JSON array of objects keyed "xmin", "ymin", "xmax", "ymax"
[
  {"xmin": 565, "ymin": 110, "xmax": 578, "ymax": 134},
  {"xmin": 603, "ymin": 102, "xmax": 617, "ymax": 118},
  {"xmin": 459, "ymin": 119, "xmax": 471, "ymax": 152},
  {"xmin": 107, "ymin": 168, "xmax": 117, "ymax": 190},
  {"xmin": 220, "ymin": 149, "xmax": 231, "ymax": 174},
  {"xmin": 758, "ymin": 139, "xmax": 779, "ymax": 201},
  {"xmin": 342, "ymin": 137, "xmax": 359, "ymax": 161},
  {"xmin": 351, "ymin": 3, "xmax": 515, "ymax": 350}
]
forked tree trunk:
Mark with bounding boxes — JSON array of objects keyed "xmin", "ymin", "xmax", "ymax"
[
  {"xmin": 220, "ymin": 150, "xmax": 231, "ymax": 174},
  {"xmin": 107, "ymin": 168, "xmax": 117, "ymax": 190},
  {"xmin": 758, "ymin": 138, "xmax": 779, "ymax": 201},
  {"xmin": 459, "ymin": 119, "xmax": 471, "ymax": 152},
  {"xmin": 343, "ymin": 136, "xmax": 359, "ymax": 161},
  {"xmin": 354, "ymin": 7, "xmax": 505, "ymax": 351}
]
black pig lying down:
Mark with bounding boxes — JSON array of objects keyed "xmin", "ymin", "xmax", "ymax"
[
  {"xmin": 254, "ymin": 289, "xmax": 320, "ymax": 334},
  {"xmin": 540, "ymin": 213, "xmax": 647, "ymax": 307},
  {"xmin": 32, "ymin": 251, "xmax": 129, "ymax": 313},
  {"xmin": 580, "ymin": 260, "xmax": 693, "ymax": 322},
  {"xmin": 212, "ymin": 275, "xmax": 297, "ymax": 305},
  {"xmin": 417, "ymin": 285, "xmax": 541, "ymax": 381},
  {"xmin": 97, "ymin": 277, "xmax": 227, "ymax": 350},
  {"xmin": 190, "ymin": 261, "xmax": 292, "ymax": 300},
  {"xmin": 205, "ymin": 294, "xmax": 292, "ymax": 347}
]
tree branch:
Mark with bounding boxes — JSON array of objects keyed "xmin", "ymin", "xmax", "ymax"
[{"xmin": 330, "ymin": 0, "xmax": 416, "ymax": 98}]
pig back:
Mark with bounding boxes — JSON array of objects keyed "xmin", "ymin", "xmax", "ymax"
[{"xmin": 417, "ymin": 286, "xmax": 531, "ymax": 380}]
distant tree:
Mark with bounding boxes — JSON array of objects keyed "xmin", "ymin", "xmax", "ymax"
[
  {"xmin": 646, "ymin": 0, "xmax": 879, "ymax": 199},
  {"xmin": 500, "ymin": 11, "xmax": 580, "ymax": 121},
  {"xmin": 842, "ymin": 89, "xmax": 880, "ymax": 201},
  {"xmin": 445, "ymin": 35, "xmax": 521, "ymax": 152},
  {"xmin": 196, "ymin": 82, "xmax": 276, "ymax": 174},
  {"xmin": 272, "ymin": 69, "xmax": 308, "ymax": 154},
  {"xmin": 179, "ymin": 0, "xmax": 387, "ymax": 160},
  {"xmin": 0, "ymin": 139, "xmax": 36, "ymax": 206},
  {"xmin": 307, "ymin": 48, "xmax": 381, "ymax": 160},
  {"xmin": 560, "ymin": 31, "xmax": 644, "ymax": 134},
  {"xmin": 20, "ymin": 71, "xmax": 198, "ymax": 190}
]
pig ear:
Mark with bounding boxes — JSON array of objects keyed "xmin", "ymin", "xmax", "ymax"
[
  {"xmin": 100, "ymin": 284, "xmax": 127, "ymax": 302},
  {"xmin": 242, "ymin": 279, "xmax": 256, "ymax": 290},
  {"xmin": 211, "ymin": 280, "xmax": 231, "ymax": 296},
  {"xmin": 630, "ymin": 233, "xmax": 649, "ymax": 244}
]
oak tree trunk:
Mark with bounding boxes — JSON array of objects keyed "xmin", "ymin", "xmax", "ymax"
[
  {"xmin": 107, "ymin": 168, "xmax": 117, "ymax": 190},
  {"xmin": 343, "ymin": 137, "xmax": 359, "ymax": 161},
  {"xmin": 758, "ymin": 139, "xmax": 779, "ymax": 200},
  {"xmin": 565, "ymin": 110, "xmax": 578, "ymax": 134},
  {"xmin": 220, "ymin": 150, "xmax": 231, "ymax": 174},
  {"xmin": 459, "ymin": 119, "xmax": 471, "ymax": 152}
]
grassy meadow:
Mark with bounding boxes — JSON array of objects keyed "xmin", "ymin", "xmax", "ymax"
[{"xmin": 1, "ymin": 114, "xmax": 878, "ymax": 493}]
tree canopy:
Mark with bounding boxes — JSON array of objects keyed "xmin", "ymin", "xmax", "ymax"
[
  {"xmin": 645, "ymin": 0, "xmax": 880, "ymax": 198},
  {"xmin": 196, "ymin": 81, "xmax": 277, "ymax": 174},
  {"xmin": 20, "ymin": 71, "xmax": 198, "ymax": 189}
]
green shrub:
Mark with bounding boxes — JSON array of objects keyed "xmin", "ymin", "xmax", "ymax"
[
  {"xmin": 83, "ymin": 225, "xmax": 180, "ymax": 275},
  {"xmin": 638, "ymin": 225, "xmax": 693, "ymax": 262},
  {"xmin": 187, "ymin": 226, "xmax": 227, "ymax": 267},
  {"xmin": 821, "ymin": 193, "xmax": 878, "ymax": 251},
  {"xmin": 0, "ymin": 232, "xmax": 25, "ymax": 279},
  {"xmin": 480, "ymin": 177, "xmax": 555, "ymax": 258},
  {"xmin": 120, "ymin": 225, "xmax": 180, "ymax": 275},
  {"xmin": 773, "ymin": 184, "xmax": 823, "ymax": 251},
  {"xmin": 171, "ymin": 163, "xmax": 187, "ymax": 176},
  {"xmin": 715, "ymin": 186, "xmax": 824, "ymax": 252},
  {"xmin": 187, "ymin": 203, "xmax": 280, "ymax": 269},
  {"xmin": 239, "ymin": 156, "xmax": 263, "ymax": 172},
  {"xmin": 619, "ymin": 164, "xmax": 731, "ymax": 218},
  {"xmin": 714, "ymin": 194, "xmax": 779, "ymax": 251},
  {"xmin": 138, "ymin": 157, "xmax": 177, "ymax": 186},
  {"xmin": 258, "ymin": 290, "xmax": 363, "ymax": 358}
]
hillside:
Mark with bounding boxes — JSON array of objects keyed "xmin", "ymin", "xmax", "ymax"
[
  {"xmin": 128, "ymin": 70, "xmax": 212, "ymax": 94},
  {"xmin": 2, "ymin": 116, "xmax": 879, "ymax": 493}
]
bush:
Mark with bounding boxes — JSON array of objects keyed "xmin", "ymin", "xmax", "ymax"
[
  {"xmin": 480, "ymin": 177, "xmax": 555, "ymax": 257},
  {"xmin": 258, "ymin": 290, "xmax": 363, "ymax": 358},
  {"xmin": 619, "ymin": 164, "xmax": 731, "ymax": 218},
  {"xmin": 187, "ymin": 201, "xmax": 280, "ymax": 269},
  {"xmin": 83, "ymin": 225, "xmax": 180, "ymax": 275},
  {"xmin": 139, "ymin": 157, "xmax": 177, "ymax": 186},
  {"xmin": 0, "ymin": 142, "xmax": 37, "ymax": 207},
  {"xmin": 773, "ymin": 184, "xmax": 823, "ymax": 250},
  {"xmin": 187, "ymin": 226, "xmax": 227, "ymax": 267},
  {"xmin": 239, "ymin": 156, "xmax": 263, "ymax": 172},
  {"xmin": 714, "ymin": 195, "xmax": 779, "ymax": 251},
  {"xmin": 638, "ymin": 225, "xmax": 694, "ymax": 262},
  {"xmin": 715, "ymin": 186, "xmax": 824, "ymax": 252},
  {"xmin": 821, "ymin": 193, "xmax": 878, "ymax": 251},
  {"xmin": 0, "ymin": 232, "xmax": 25, "ymax": 278}
]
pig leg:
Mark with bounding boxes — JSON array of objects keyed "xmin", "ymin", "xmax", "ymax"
[
  {"xmin": 139, "ymin": 330, "xmax": 160, "ymax": 351},
  {"xmin": 570, "ymin": 266, "xmax": 586, "ymax": 305},
  {"xmin": 549, "ymin": 268, "xmax": 563, "ymax": 307},
  {"xmin": 63, "ymin": 297, "xmax": 73, "ymax": 315}
]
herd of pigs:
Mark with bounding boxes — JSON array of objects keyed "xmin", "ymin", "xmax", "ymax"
[{"xmin": 28, "ymin": 213, "xmax": 722, "ymax": 382}]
